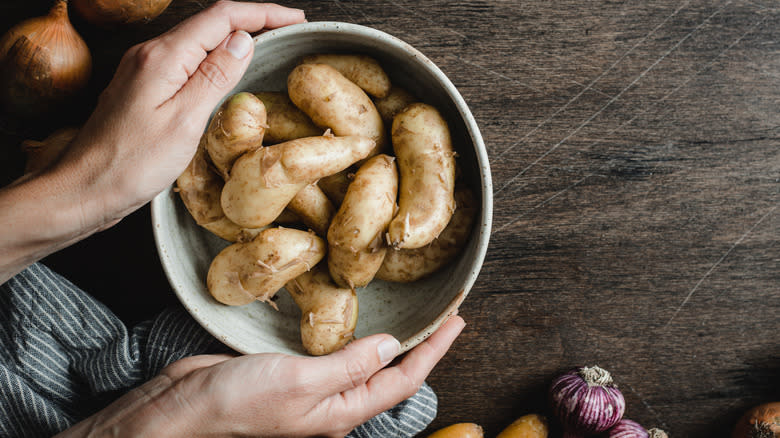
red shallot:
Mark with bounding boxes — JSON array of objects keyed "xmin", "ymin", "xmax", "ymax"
[{"xmin": 549, "ymin": 365, "xmax": 626, "ymax": 434}]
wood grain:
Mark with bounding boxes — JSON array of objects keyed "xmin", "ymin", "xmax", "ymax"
[{"xmin": 0, "ymin": 1, "xmax": 777, "ymax": 436}]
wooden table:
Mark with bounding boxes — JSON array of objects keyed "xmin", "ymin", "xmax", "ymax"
[{"xmin": 1, "ymin": 1, "xmax": 777, "ymax": 436}]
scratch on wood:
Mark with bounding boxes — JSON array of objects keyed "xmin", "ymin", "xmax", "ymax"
[
  {"xmin": 494, "ymin": 0, "xmax": 735, "ymax": 196},
  {"xmin": 623, "ymin": 383, "xmax": 670, "ymax": 430},
  {"xmin": 383, "ymin": 0, "xmax": 468, "ymax": 39},
  {"xmin": 493, "ymin": 174, "xmax": 594, "ymax": 234},
  {"xmin": 331, "ymin": 0, "xmax": 359, "ymax": 24},
  {"xmin": 496, "ymin": 0, "xmax": 693, "ymax": 161},
  {"xmin": 664, "ymin": 204, "xmax": 778, "ymax": 328}
]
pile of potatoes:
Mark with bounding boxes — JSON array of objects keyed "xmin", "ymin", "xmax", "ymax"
[{"xmin": 176, "ymin": 54, "xmax": 477, "ymax": 356}]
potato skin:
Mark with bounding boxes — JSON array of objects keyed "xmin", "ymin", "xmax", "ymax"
[
  {"xmin": 204, "ymin": 92, "xmax": 266, "ymax": 180},
  {"xmin": 426, "ymin": 423, "xmax": 484, "ymax": 438},
  {"xmin": 285, "ymin": 265, "xmax": 358, "ymax": 356},
  {"xmin": 176, "ymin": 140, "xmax": 263, "ymax": 242},
  {"xmin": 221, "ymin": 135, "xmax": 375, "ymax": 229},
  {"xmin": 318, "ymin": 170, "xmax": 352, "ymax": 206},
  {"xmin": 373, "ymin": 86, "xmax": 417, "ymax": 125},
  {"xmin": 387, "ymin": 103, "xmax": 456, "ymax": 249},
  {"xmin": 287, "ymin": 63, "xmax": 387, "ymax": 157},
  {"xmin": 328, "ymin": 154, "xmax": 398, "ymax": 289},
  {"xmin": 376, "ymin": 187, "xmax": 475, "ymax": 282},
  {"xmin": 207, "ymin": 228, "xmax": 325, "ymax": 306},
  {"xmin": 301, "ymin": 54, "xmax": 391, "ymax": 98},
  {"xmin": 286, "ymin": 182, "xmax": 336, "ymax": 237},
  {"xmin": 253, "ymin": 91, "xmax": 321, "ymax": 144},
  {"xmin": 496, "ymin": 414, "xmax": 548, "ymax": 438}
]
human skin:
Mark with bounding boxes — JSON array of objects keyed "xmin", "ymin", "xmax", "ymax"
[{"xmin": 0, "ymin": 3, "xmax": 466, "ymax": 436}]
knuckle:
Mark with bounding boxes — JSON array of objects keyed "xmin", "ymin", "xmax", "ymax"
[
  {"xmin": 132, "ymin": 40, "xmax": 164, "ymax": 71},
  {"xmin": 344, "ymin": 359, "xmax": 370, "ymax": 388},
  {"xmin": 210, "ymin": 0, "xmax": 233, "ymax": 15},
  {"xmin": 197, "ymin": 59, "xmax": 230, "ymax": 89}
]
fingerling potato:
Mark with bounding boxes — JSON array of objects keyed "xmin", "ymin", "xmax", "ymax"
[
  {"xmin": 287, "ymin": 63, "xmax": 387, "ymax": 157},
  {"xmin": 221, "ymin": 135, "xmax": 375, "ymax": 229},
  {"xmin": 377, "ymin": 187, "xmax": 476, "ymax": 282},
  {"xmin": 285, "ymin": 264, "xmax": 358, "ymax": 356},
  {"xmin": 253, "ymin": 91, "xmax": 321, "ymax": 144},
  {"xmin": 496, "ymin": 414, "xmax": 548, "ymax": 438},
  {"xmin": 176, "ymin": 140, "xmax": 264, "ymax": 242},
  {"xmin": 318, "ymin": 170, "xmax": 352, "ymax": 206},
  {"xmin": 207, "ymin": 227, "xmax": 325, "ymax": 306},
  {"xmin": 204, "ymin": 92, "xmax": 266, "ymax": 180},
  {"xmin": 387, "ymin": 103, "xmax": 456, "ymax": 249},
  {"xmin": 286, "ymin": 182, "xmax": 336, "ymax": 237},
  {"xmin": 300, "ymin": 54, "xmax": 391, "ymax": 98},
  {"xmin": 328, "ymin": 154, "xmax": 398, "ymax": 289},
  {"xmin": 427, "ymin": 423, "xmax": 484, "ymax": 438},
  {"xmin": 373, "ymin": 86, "xmax": 417, "ymax": 125}
]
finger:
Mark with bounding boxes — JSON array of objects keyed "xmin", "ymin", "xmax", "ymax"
[
  {"xmin": 320, "ymin": 316, "xmax": 465, "ymax": 424},
  {"xmin": 303, "ymin": 333, "xmax": 402, "ymax": 395},
  {"xmin": 168, "ymin": 30, "xmax": 254, "ymax": 121},
  {"xmin": 160, "ymin": 354, "xmax": 236, "ymax": 380},
  {"xmin": 160, "ymin": 1, "xmax": 304, "ymax": 71}
]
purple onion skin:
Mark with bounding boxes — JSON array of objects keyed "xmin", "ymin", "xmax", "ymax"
[
  {"xmin": 603, "ymin": 419, "xmax": 649, "ymax": 438},
  {"xmin": 549, "ymin": 367, "xmax": 626, "ymax": 434}
]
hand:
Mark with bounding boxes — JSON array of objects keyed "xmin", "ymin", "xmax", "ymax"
[
  {"xmin": 58, "ymin": 315, "xmax": 466, "ymax": 438},
  {"xmin": 0, "ymin": 2, "xmax": 304, "ymax": 283},
  {"xmin": 59, "ymin": 1, "xmax": 306, "ymax": 224}
]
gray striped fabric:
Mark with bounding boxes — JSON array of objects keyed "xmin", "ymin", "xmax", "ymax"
[{"xmin": 0, "ymin": 263, "xmax": 437, "ymax": 437}]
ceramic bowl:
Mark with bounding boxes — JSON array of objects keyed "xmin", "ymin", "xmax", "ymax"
[{"xmin": 151, "ymin": 22, "xmax": 492, "ymax": 356}]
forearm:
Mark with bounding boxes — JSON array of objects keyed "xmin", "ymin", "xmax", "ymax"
[{"xmin": 0, "ymin": 159, "xmax": 115, "ymax": 284}]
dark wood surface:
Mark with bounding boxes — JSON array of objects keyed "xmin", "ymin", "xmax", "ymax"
[{"xmin": 1, "ymin": 1, "xmax": 778, "ymax": 436}]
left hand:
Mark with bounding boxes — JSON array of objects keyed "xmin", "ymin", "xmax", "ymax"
[
  {"xmin": 59, "ymin": 1, "xmax": 306, "ymax": 225},
  {"xmin": 57, "ymin": 315, "xmax": 466, "ymax": 438}
]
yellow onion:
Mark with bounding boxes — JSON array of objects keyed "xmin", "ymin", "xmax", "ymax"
[
  {"xmin": 71, "ymin": 0, "xmax": 173, "ymax": 26},
  {"xmin": 0, "ymin": 0, "xmax": 92, "ymax": 116},
  {"xmin": 21, "ymin": 126, "xmax": 80, "ymax": 174}
]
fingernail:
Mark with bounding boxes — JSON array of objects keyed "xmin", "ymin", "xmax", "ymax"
[
  {"xmin": 378, "ymin": 337, "xmax": 401, "ymax": 364},
  {"xmin": 226, "ymin": 31, "xmax": 252, "ymax": 59}
]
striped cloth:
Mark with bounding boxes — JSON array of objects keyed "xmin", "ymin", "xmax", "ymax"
[{"xmin": 0, "ymin": 263, "xmax": 437, "ymax": 437}]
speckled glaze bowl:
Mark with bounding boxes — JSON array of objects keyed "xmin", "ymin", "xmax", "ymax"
[{"xmin": 151, "ymin": 22, "xmax": 492, "ymax": 356}]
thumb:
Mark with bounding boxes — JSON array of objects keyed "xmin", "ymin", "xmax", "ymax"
[{"xmin": 175, "ymin": 30, "xmax": 254, "ymax": 119}]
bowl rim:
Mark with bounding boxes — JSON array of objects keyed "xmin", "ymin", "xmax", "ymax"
[{"xmin": 151, "ymin": 21, "xmax": 493, "ymax": 355}]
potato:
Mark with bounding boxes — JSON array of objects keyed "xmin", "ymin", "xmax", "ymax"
[
  {"xmin": 373, "ymin": 86, "xmax": 417, "ymax": 125},
  {"xmin": 221, "ymin": 135, "xmax": 375, "ymax": 229},
  {"xmin": 300, "ymin": 54, "xmax": 391, "ymax": 98},
  {"xmin": 204, "ymin": 92, "xmax": 266, "ymax": 180},
  {"xmin": 287, "ymin": 63, "xmax": 387, "ymax": 158},
  {"xmin": 328, "ymin": 154, "xmax": 397, "ymax": 289},
  {"xmin": 286, "ymin": 182, "xmax": 336, "ymax": 237},
  {"xmin": 207, "ymin": 227, "xmax": 325, "ymax": 306},
  {"xmin": 285, "ymin": 264, "xmax": 358, "ymax": 356},
  {"xmin": 318, "ymin": 170, "xmax": 352, "ymax": 206},
  {"xmin": 376, "ymin": 187, "xmax": 475, "ymax": 282},
  {"xmin": 274, "ymin": 208, "xmax": 301, "ymax": 225},
  {"xmin": 427, "ymin": 423, "xmax": 483, "ymax": 438},
  {"xmin": 387, "ymin": 103, "xmax": 456, "ymax": 249},
  {"xmin": 253, "ymin": 91, "xmax": 321, "ymax": 144},
  {"xmin": 496, "ymin": 414, "xmax": 548, "ymax": 438},
  {"xmin": 176, "ymin": 140, "xmax": 264, "ymax": 242}
]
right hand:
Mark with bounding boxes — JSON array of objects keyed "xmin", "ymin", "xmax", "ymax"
[{"xmin": 58, "ymin": 315, "xmax": 466, "ymax": 438}]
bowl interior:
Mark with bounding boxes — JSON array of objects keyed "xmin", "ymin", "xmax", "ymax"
[{"xmin": 152, "ymin": 22, "xmax": 491, "ymax": 356}]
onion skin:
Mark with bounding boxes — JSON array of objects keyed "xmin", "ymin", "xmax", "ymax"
[
  {"xmin": 603, "ymin": 419, "xmax": 648, "ymax": 438},
  {"xmin": 22, "ymin": 127, "xmax": 79, "ymax": 174},
  {"xmin": 0, "ymin": 0, "xmax": 92, "ymax": 116},
  {"xmin": 549, "ymin": 366, "xmax": 626, "ymax": 434},
  {"xmin": 72, "ymin": 0, "xmax": 173, "ymax": 26},
  {"xmin": 732, "ymin": 402, "xmax": 780, "ymax": 438}
]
